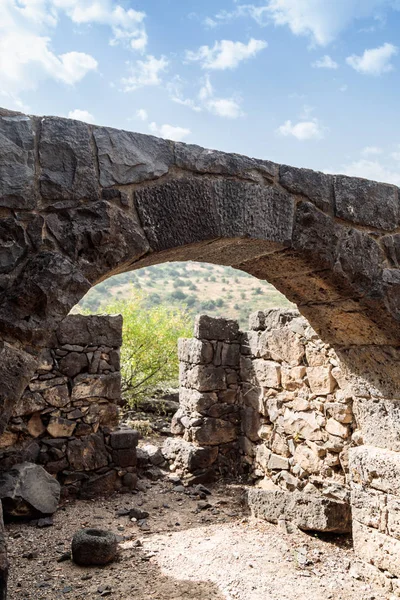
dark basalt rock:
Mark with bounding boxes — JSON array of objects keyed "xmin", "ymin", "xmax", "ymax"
[
  {"xmin": 0, "ymin": 462, "xmax": 60, "ymax": 517},
  {"xmin": 71, "ymin": 528, "xmax": 117, "ymax": 566}
]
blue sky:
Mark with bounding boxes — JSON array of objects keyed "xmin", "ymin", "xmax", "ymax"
[{"xmin": 2, "ymin": 1, "xmax": 400, "ymax": 184}]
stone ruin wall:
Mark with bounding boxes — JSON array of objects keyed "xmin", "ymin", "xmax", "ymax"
[
  {"xmin": 0, "ymin": 314, "xmax": 138, "ymax": 498},
  {"xmin": 170, "ymin": 310, "xmax": 400, "ymax": 591},
  {"xmin": 171, "ymin": 310, "xmax": 356, "ymax": 502}
]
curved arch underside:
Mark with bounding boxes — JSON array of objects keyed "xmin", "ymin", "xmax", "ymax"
[{"xmin": 1, "ymin": 107, "xmax": 400, "ymax": 429}]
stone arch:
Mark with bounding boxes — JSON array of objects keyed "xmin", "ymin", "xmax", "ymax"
[{"xmin": 1, "ymin": 108, "xmax": 400, "ymax": 432}]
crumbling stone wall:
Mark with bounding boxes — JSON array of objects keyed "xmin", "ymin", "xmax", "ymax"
[
  {"xmin": 240, "ymin": 309, "xmax": 355, "ymax": 501},
  {"xmin": 171, "ymin": 311, "xmax": 356, "ymax": 500},
  {"xmin": 168, "ymin": 315, "xmax": 242, "ymax": 477},
  {"xmin": 0, "ymin": 314, "xmax": 138, "ymax": 498}
]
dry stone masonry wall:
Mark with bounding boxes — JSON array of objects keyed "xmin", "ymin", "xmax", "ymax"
[
  {"xmin": 0, "ymin": 314, "xmax": 138, "ymax": 498},
  {"xmin": 170, "ymin": 310, "xmax": 356, "ymax": 502}
]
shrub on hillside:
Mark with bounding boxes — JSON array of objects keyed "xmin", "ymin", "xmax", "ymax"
[{"xmin": 101, "ymin": 291, "xmax": 191, "ymax": 406}]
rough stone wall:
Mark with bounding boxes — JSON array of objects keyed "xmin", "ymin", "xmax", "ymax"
[
  {"xmin": 171, "ymin": 310, "xmax": 356, "ymax": 499},
  {"xmin": 170, "ymin": 315, "xmax": 242, "ymax": 476},
  {"xmin": 240, "ymin": 309, "xmax": 355, "ymax": 502},
  {"xmin": 0, "ymin": 315, "xmax": 138, "ymax": 498}
]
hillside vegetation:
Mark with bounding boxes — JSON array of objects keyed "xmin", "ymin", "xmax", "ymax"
[{"xmin": 78, "ymin": 261, "xmax": 293, "ymax": 327}]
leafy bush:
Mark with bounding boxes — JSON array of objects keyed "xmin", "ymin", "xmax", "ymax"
[{"xmin": 101, "ymin": 291, "xmax": 191, "ymax": 406}]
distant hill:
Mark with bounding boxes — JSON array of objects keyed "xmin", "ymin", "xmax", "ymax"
[{"xmin": 78, "ymin": 261, "xmax": 293, "ymax": 327}]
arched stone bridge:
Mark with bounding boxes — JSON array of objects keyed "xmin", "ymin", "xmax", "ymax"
[{"xmin": 1, "ymin": 107, "xmax": 400, "ymax": 433}]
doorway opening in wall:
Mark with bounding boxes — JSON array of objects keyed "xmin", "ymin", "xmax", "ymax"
[{"xmin": 6, "ymin": 262, "xmax": 361, "ymax": 600}]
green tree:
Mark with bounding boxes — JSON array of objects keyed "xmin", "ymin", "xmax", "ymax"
[{"xmin": 102, "ymin": 291, "xmax": 191, "ymax": 406}]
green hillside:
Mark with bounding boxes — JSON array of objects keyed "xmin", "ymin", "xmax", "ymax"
[{"xmin": 78, "ymin": 262, "xmax": 293, "ymax": 327}]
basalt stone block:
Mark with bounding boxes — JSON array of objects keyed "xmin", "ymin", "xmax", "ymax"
[
  {"xmin": 0, "ymin": 462, "xmax": 60, "ymax": 517},
  {"xmin": 134, "ymin": 178, "xmax": 222, "ymax": 251},
  {"xmin": 12, "ymin": 391, "xmax": 46, "ymax": 418},
  {"xmin": 72, "ymin": 373, "xmax": 121, "ymax": 402},
  {"xmin": 57, "ymin": 314, "xmax": 123, "ymax": 347},
  {"xmin": 178, "ymin": 388, "xmax": 217, "ymax": 415},
  {"xmin": 181, "ymin": 363, "xmax": 226, "ymax": 392},
  {"xmin": 0, "ymin": 344, "xmax": 37, "ymax": 434},
  {"xmin": 175, "ymin": 141, "xmax": 277, "ymax": 181},
  {"xmin": 0, "ymin": 218, "xmax": 28, "ymax": 275},
  {"xmin": 47, "ymin": 417, "xmax": 76, "ymax": 438},
  {"xmin": 39, "ymin": 117, "xmax": 98, "ymax": 203},
  {"xmin": 112, "ymin": 447, "xmax": 136, "ymax": 468},
  {"xmin": 247, "ymin": 488, "xmax": 351, "ymax": 533},
  {"xmin": 79, "ymin": 471, "xmax": 119, "ymax": 498},
  {"xmin": 162, "ymin": 437, "xmax": 218, "ymax": 471},
  {"xmin": 191, "ymin": 417, "xmax": 237, "ymax": 446},
  {"xmin": 334, "ymin": 175, "xmax": 399, "ymax": 231},
  {"xmin": 45, "ymin": 201, "xmax": 150, "ymax": 283},
  {"xmin": 194, "ymin": 314, "xmax": 239, "ymax": 342},
  {"xmin": 93, "ymin": 126, "xmax": 174, "ymax": 187},
  {"xmin": 67, "ymin": 434, "xmax": 108, "ymax": 471},
  {"xmin": 0, "ymin": 115, "xmax": 35, "ymax": 209},
  {"xmin": 178, "ymin": 338, "xmax": 213, "ymax": 364},
  {"xmin": 110, "ymin": 428, "xmax": 139, "ymax": 450},
  {"xmin": 59, "ymin": 352, "xmax": 88, "ymax": 378},
  {"xmin": 279, "ymin": 164, "xmax": 333, "ymax": 213}
]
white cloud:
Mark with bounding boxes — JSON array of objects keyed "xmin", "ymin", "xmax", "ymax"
[
  {"xmin": 312, "ymin": 55, "xmax": 338, "ymax": 69},
  {"xmin": 136, "ymin": 108, "xmax": 148, "ymax": 121},
  {"xmin": 207, "ymin": 98, "xmax": 243, "ymax": 119},
  {"xmin": 50, "ymin": 0, "xmax": 147, "ymax": 51},
  {"xmin": 346, "ymin": 42, "xmax": 398, "ymax": 75},
  {"xmin": 169, "ymin": 75, "xmax": 243, "ymax": 120},
  {"xmin": 68, "ymin": 109, "xmax": 95, "ymax": 123},
  {"xmin": 148, "ymin": 122, "xmax": 191, "ymax": 142},
  {"xmin": 362, "ymin": 145, "xmax": 383, "ymax": 155},
  {"xmin": 186, "ymin": 38, "xmax": 267, "ymax": 70},
  {"xmin": 122, "ymin": 55, "xmax": 168, "ymax": 91},
  {"xmin": 277, "ymin": 119, "xmax": 325, "ymax": 140},
  {"xmin": 339, "ymin": 158, "xmax": 400, "ymax": 186},
  {"xmin": 211, "ymin": 1, "xmax": 400, "ymax": 46}
]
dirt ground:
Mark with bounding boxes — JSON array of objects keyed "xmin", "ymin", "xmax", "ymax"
[{"xmin": 5, "ymin": 477, "xmax": 390, "ymax": 600}]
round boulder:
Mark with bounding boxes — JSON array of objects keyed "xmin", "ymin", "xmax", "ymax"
[{"xmin": 71, "ymin": 529, "xmax": 117, "ymax": 566}]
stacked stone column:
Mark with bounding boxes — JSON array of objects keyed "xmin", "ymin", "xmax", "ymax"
[{"xmin": 169, "ymin": 315, "xmax": 242, "ymax": 476}]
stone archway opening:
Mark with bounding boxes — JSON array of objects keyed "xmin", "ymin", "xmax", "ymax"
[{"xmin": 1, "ymin": 108, "xmax": 400, "ymax": 594}]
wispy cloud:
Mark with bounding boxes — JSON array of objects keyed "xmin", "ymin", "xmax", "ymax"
[
  {"xmin": 312, "ymin": 55, "xmax": 338, "ymax": 69},
  {"xmin": 346, "ymin": 42, "xmax": 398, "ymax": 75},
  {"xmin": 186, "ymin": 38, "xmax": 267, "ymax": 70},
  {"xmin": 122, "ymin": 55, "xmax": 168, "ymax": 91},
  {"xmin": 149, "ymin": 122, "xmax": 191, "ymax": 142},
  {"xmin": 277, "ymin": 118, "xmax": 326, "ymax": 140},
  {"xmin": 68, "ymin": 109, "xmax": 95, "ymax": 123}
]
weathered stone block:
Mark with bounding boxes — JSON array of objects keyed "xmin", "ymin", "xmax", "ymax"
[
  {"xmin": 93, "ymin": 126, "xmax": 173, "ymax": 187},
  {"xmin": 191, "ymin": 417, "xmax": 237, "ymax": 446},
  {"xmin": 247, "ymin": 488, "xmax": 351, "ymax": 532},
  {"xmin": 110, "ymin": 428, "xmax": 139, "ymax": 450},
  {"xmin": 194, "ymin": 314, "xmax": 239, "ymax": 342},
  {"xmin": 325, "ymin": 402, "xmax": 353, "ymax": 424},
  {"xmin": 279, "ymin": 164, "xmax": 333, "ymax": 213},
  {"xmin": 249, "ymin": 359, "xmax": 281, "ymax": 388},
  {"xmin": 162, "ymin": 437, "xmax": 218, "ymax": 471},
  {"xmin": 306, "ymin": 366, "xmax": 336, "ymax": 395},
  {"xmin": 326, "ymin": 418, "xmax": 350, "ymax": 439},
  {"xmin": 42, "ymin": 384, "xmax": 70, "ymax": 408},
  {"xmin": 72, "ymin": 373, "xmax": 121, "ymax": 401},
  {"xmin": 112, "ymin": 447, "xmax": 136, "ymax": 468},
  {"xmin": 182, "ymin": 364, "xmax": 226, "ymax": 392},
  {"xmin": 57, "ymin": 314, "xmax": 123, "ymax": 347},
  {"xmin": 241, "ymin": 406, "xmax": 261, "ymax": 442},
  {"xmin": 282, "ymin": 409, "xmax": 323, "ymax": 442},
  {"xmin": 179, "ymin": 387, "xmax": 217, "ymax": 414},
  {"xmin": 265, "ymin": 328, "xmax": 305, "ymax": 366},
  {"xmin": 268, "ymin": 453, "xmax": 289, "ymax": 471},
  {"xmin": 67, "ymin": 434, "xmax": 109, "ymax": 471},
  {"xmin": 39, "ymin": 117, "xmax": 98, "ymax": 203},
  {"xmin": 178, "ymin": 338, "xmax": 213, "ymax": 364},
  {"xmin": 220, "ymin": 342, "xmax": 240, "ymax": 367},
  {"xmin": 349, "ymin": 445, "xmax": 400, "ymax": 495},
  {"xmin": 334, "ymin": 175, "xmax": 399, "ymax": 231},
  {"xmin": 353, "ymin": 520, "xmax": 400, "ymax": 576},
  {"xmin": 0, "ymin": 115, "xmax": 35, "ymax": 209},
  {"xmin": 47, "ymin": 417, "xmax": 76, "ymax": 438}
]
